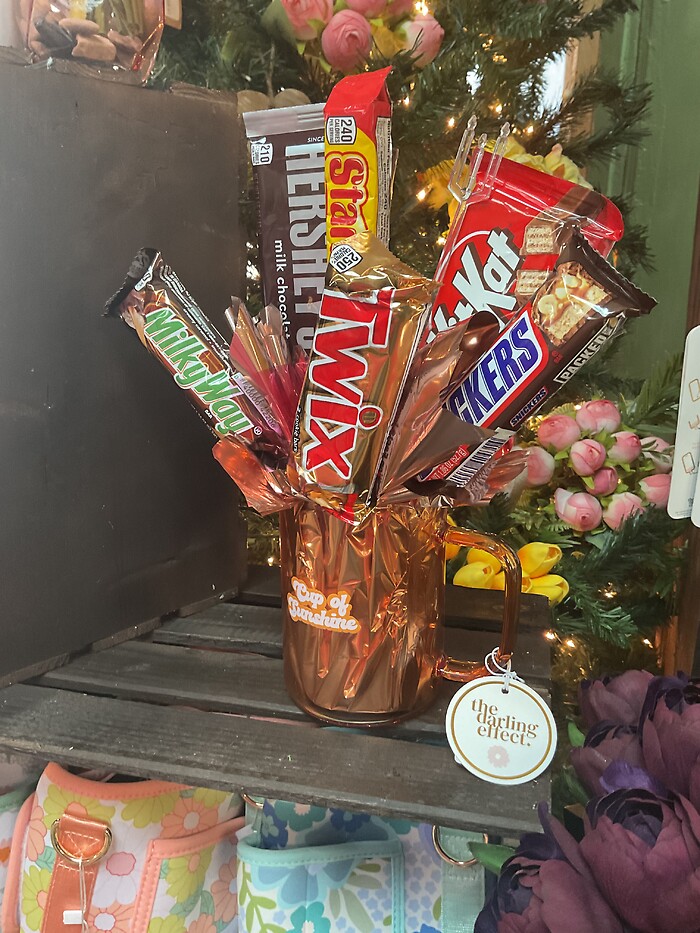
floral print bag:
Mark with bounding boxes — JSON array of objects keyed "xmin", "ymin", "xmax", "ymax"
[
  {"xmin": 237, "ymin": 798, "xmax": 486, "ymax": 933},
  {"xmin": 2, "ymin": 764, "xmax": 245, "ymax": 933}
]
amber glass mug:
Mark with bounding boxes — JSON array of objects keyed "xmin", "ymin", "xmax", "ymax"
[{"xmin": 279, "ymin": 503, "xmax": 521, "ymax": 726}]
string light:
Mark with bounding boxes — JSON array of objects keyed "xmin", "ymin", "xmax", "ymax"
[
  {"xmin": 414, "ymin": 0, "xmax": 429, "ymax": 13},
  {"xmin": 602, "ymin": 586, "xmax": 617, "ymax": 600},
  {"xmin": 436, "ymin": 234, "xmax": 447, "ymax": 247},
  {"xmin": 544, "ymin": 631, "xmax": 557, "ymax": 641},
  {"xmin": 416, "ymin": 188, "xmax": 427, "ymax": 202},
  {"xmin": 492, "ymin": 53, "xmax": 507, "ymax": 64},
  {"xmin": 267, "ymin": 555, "xmax": 276, "ymax": 566},
  {"xmin": 525, "ymin": 124, "xmax": 535, "ymax": 135},
  {"xmin": 489, "ymin": 101, "xmax": 503, "ymax": 116},
  {"xmin": 447, "ymin": 116, "xmax": 456, "ymax": 129},
  {"xmin": 565, "ymin": 638, "xmax": 576, "ymax": 649},
  {"xmin": 642, "ymin": 638, "xmax": 653, "ymax": 647},
  {"xmin": 402, "ymin": 95, "xmax": 411, "ymax": 107}
]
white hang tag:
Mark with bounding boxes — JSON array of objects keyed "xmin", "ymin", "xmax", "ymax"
[
  {"xmin": 446, "ymin": 652, "xmax": 557, "ymax": 785},
  {"xmin": 669, "ymin": 324, "xmax": 700, "ymax": 520}
]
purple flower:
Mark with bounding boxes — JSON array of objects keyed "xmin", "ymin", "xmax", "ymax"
[
  {"xmin": 475, "ymin": 805, "xmax": 628, "ymax": 932},
  {"xmin": 579, "ymin": 670, "xmax": 654, "ymax": 729},
  {"xmin": 640, "ymin": 674, "xmax": 700, "ymax": 809},
  {"xmin": 581, "ymin": 787, "xmax": 700, "ymax": 933},
  {"xmin": 571, "ymin": 721, "xmax": 644, "ymax": 796}
]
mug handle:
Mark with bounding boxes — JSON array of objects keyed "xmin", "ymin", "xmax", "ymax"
[{"xmin": 437, "ymin": 524, "xmax": 521, "ymax": 683}]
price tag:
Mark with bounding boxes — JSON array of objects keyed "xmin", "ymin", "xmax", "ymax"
[
  {"xmin": 164, "ymin": 0, "xmax": 182, "ymax": 29},
  {"xmin": 446, "ymin": 653, "xmax": 557, "ymax": 785}
]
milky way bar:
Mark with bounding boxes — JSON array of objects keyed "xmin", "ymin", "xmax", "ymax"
[
  {"xmin": 244, "ymin": 104, "xmax": 326, "ymax": 353},
  {"xmin": 105, "ymin": 249, "xmax": 278, "ymax": 453},
  {"xmin": 419, "ymin": 230, "xmax": 656, "ymax": 489}
]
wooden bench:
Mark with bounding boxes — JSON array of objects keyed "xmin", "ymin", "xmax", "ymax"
[{"xmin": 0, "ymin": 568, "xmax": 552, "ymax": 838}]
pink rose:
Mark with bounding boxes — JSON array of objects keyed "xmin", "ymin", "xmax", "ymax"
[
  {"xmin": 385, "ymin": 0, "xmax": 414, "ymax": 17},
  {"xmin": 591, "ymin": 467, "xmax": 619, "ymax": 497},
  {"xmin": 640, "ymin": 473, "xmax": 671, "ymax": 508},
  {"xmin": 397, "ymin": 13, "xmax": 444, "ymax": 66},
  {"xmin": 641, "ymin": 436, "xmax": 673, "ymax": 474},
  {"xmin": 538, "ymin": 414, "xmax": 581, "ymax": 452},
  {"xmin": 346, "ymin": 0, "xmax": 386, "ymax": 16},
  {"xmin": 280, "ymin": 0, "xmax": 333, "ymax": 40},
  {"xmin": 575, "ymin": 400, "xmax": 621, "ymax": 434},
  {"xmin": 570, "ymin": 439, "xmax": 607, "ymax": 477},
  {"xmin": 321, "ymin": 10, "xmax": 372, "ymax": 72},
  {"xmin": 526, "ymin": 446, "xmax": 555, "ymax": 486},
  {"xmin": 554, "ymin": 488, "xmax": 603, "ymax": 533},
  {"xmin": 608, "ymin": 431, "xmax": 642, "ymax": 464},
  {"xmin": 603, "ymin": 492, "xmax": 645, "ymax": 530}
]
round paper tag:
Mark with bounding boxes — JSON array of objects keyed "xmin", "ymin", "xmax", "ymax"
[{"xmin": 446, "ymin": 676, "xmax": 557, "ymax": 786}]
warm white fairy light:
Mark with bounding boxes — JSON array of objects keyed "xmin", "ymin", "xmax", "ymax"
[
  {"xmin": 267, "ymin": 555, "xmax": 276, "ymax": 566},
  {"xmin": 416, "ymin": 188, "xmax": 427, "ymax": 202},
  {"xmin": 544, "ymin": 631, "xmax": 557, "ymax": 641},
  {"xmin": 436, "ymin": 234, "xmax": 447, "ymax": 247},
  {"xmin": 565, "ymin": 638, "xmax": 576, "ymax": 649},
  {"xmin": 402, "ymin": 95, "xmax": 411, "ymax": 107},
  {"xmin": 414, "ymin": 0, "xmax": 429, "ymax": 13},
  {"xmin": 642, "ymin": 638, "xmax": 653, "ymax": 647},
  {"xmin": 525, "ymin": 124, "xmax": 535, "ymax": 135},
  {"xmin": 447, "ymin": 116, "xmax": 456, "ymax": 129}
]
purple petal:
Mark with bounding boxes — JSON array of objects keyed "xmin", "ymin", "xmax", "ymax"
[
  {"xmin": 537, "ymin": 860, "xmax": 626, "ymax": 933},
  {"xmin": 600, "ymin": 760, "xmax": 668, "ymax": 796}
]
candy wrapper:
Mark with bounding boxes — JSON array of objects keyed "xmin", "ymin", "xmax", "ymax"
[
  {"xmin": 415, "ymin": 228, "xmax": 656, "ymax": 493},
  {"xmin": 244, "ymin": 104, "xmax": 326, "ymax": 353},
  {"xmin": 291, "ymin": 231, "xmax": 438, "ymax": 523},
  {"xmin": 429, "ymin": 125, "xmax": 624, "ymax": 338},
  {"xmin": 24, "ymin": 0, "xmax": 163, "ymax": 80},
  {"xmin": 105, "ymin": 249, "xmax": 284, "ymax": 459},
  {"xmin": 324, "ymin": 67, "xmax": 393, "ymax": 253}
]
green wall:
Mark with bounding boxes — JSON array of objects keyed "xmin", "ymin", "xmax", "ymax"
[{"xmin": 593, "ymin": 0, "xmax": 700, "ymax": 377}]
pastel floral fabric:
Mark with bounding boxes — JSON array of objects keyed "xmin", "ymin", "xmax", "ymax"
[{"xmin": 8, "ymin": 764, "xmax": 243, "ymax": 933}]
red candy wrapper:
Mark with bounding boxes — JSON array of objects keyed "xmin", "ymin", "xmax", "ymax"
[
  {"xmin": 292, "ymin": 232, "xmax": 438, "ymax": 523},
  {"xmin": 429, "ymin": 152, "xmax": 624, "ymax": 338},
  {"xmin": 324, "ymin": 67, "xmax": 393, "ymax": 253}
]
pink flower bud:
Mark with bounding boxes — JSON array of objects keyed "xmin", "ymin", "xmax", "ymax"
[
  {"xmin": 537, "ymin": 414, "xmax": 581, "ymax": 452},
  {"xmin": 526, "ymin": 446, "xmax": 555, "ymax": 486},
  {"xmin": 591, "ymin": 467, "xmax": 619, "ymax": 497},
  {"xmin": 640, "ymin": 473, "xmax": 671, "ymax": 508},
  {"xmin": 575, "ymin": 399, "xmax": 621, "ymax": 434},
  {"xmin": 345, "ymin": 0, "xmax": 387, "ymax": 17},
  {"xmin": 608, "ymin": 431, "xmax": 642, "ymax": 464},
  {"xmin": 280, "ymin": 0, "xmax": 333, "ymax": 40},
  {"xmin": 554, "ymin": 488, "xmax": 603, "ymax": 532},
  {"xmin": 641, "ymin": 436, "xmax": 673, "ymax": 474},
  {"xmin": 396, "ymin": 13, "xmax": 444, "ymax": 66},
  {"xmin": 603, "ymin": 492, "xmax": 645, "ymax": 530},
  {"xmin": 570, "ymin": 439, "xmax": 607, "ymax": 477},
  {"xmin": 321, "ymin": 10, "xmax": 372, "ymax": 72}
]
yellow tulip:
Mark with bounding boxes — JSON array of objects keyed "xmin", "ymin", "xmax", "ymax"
[
  {"xmin": 517, "ymin": 542, "xmax": 562, "ymax": 579},
  {"xmin": 445, "ymin": 514, "xmax": 461, "ymax": 560},
  {"xmin": 492, "ymin": 572, "xmax": 533, "ymax": 594},
  {"xmin": 466, "ymin": 547, "xmax": 501, "ymax": 574},
  {"xmin": 453, "ymin": 562, "xmax": 496, "ymax": 589},
  {"xmin": 529, "ymin": 574, "xmax": 569, "ymax": 606}
]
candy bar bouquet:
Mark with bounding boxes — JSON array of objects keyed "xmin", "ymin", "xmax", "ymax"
[
  {"xmin": 473, "ymin": 669, "xmax": 700, "ymax": 932},
  {"xmin": 21, "ymin": 0, "xmax": 163, "ymax": 80},
  {"xmin": 105, "ymin": 70, "xmax": 656, "ymax": 726}
]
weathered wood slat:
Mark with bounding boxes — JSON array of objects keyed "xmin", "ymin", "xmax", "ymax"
[
  {"xmin": 0, "ymin": 684, "xmax": 547, "ymax": 835},
  {"xmin": 151, "ymin": 604, "xmax": 550, "ymax": 687},
  {"xmin": 238, "ymin": 565, "xmax": 551, "ymax": 631}
]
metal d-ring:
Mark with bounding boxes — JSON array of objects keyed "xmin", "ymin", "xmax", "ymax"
[
  {"xmin": 241, "ymin": 792, "xmax": 263, "ymax": 810},
  {"xmin": 432, "ymin": 825, "xmax": 488, "ymax": 868},
  {"xmin": 50, "ymin": 818, "xmax": 112, "ymax": 866}
]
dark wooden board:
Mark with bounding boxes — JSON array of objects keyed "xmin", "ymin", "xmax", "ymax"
[
  {"xmin": 238, "ymin": 565, "xmax": 551, "ymax": 631},
  {"xmin": 0, "ymin": 684, "xmax": 547, "ymax": 835},
  {"xmin": 36, "ymin": 631, "xmax": 549, "ymax": 743},
  {"xmin": 150, "ymin": 603, "xmax": 551, "ymax": 686},
  {"xmin": 0, "ymin": 62, "xmax": 247, "ymax": 683}
]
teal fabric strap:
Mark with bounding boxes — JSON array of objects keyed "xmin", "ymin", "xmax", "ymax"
[{"xmin": 438, "ymin": 828, "xmax": 486, "ymax": 933}]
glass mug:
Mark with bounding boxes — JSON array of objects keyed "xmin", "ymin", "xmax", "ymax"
[{"xmin": 279, "ymin": 503, "xmax": 521, "ymax": 727}]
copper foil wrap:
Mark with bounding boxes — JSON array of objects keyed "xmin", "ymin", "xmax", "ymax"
[
  {"xmin": 292, "ymin": 232, "xmax": 438, "ymax": 523},
  {"xmin": 280, "ymin": 503, "xmax": 447, "ymax": 725}
]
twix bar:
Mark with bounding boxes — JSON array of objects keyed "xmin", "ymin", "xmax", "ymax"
[
  {"xmin": 324, "ymin": 67, "xmax": 393, "ymax": 253},
  {"xmin": 292, "ymin": 232, "xmax": 438, "ymax": 523}
]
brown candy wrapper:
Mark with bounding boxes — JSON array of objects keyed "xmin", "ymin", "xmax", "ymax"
[
  {"xmin": 291, "ymin": 232, "xmax": 438, "ymax": 523},
  {"xmin": 105, "ymin": 249, "xmax": 282, "ymax": 457},
  {"xmin": 416, "ymin": 228, "xmax": 656, "ymax": 493}
]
